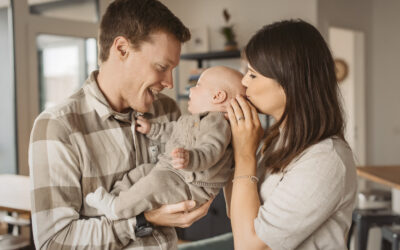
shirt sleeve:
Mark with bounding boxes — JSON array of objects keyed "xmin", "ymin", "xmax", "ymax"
[
  {"xmin": 29, "ymin": 113, "xmax": 137, "ymax": 250},
  {"xmin": 186, "ymin": 113, "xmax": 231, "ymax": 172},
  {"xmin": 254, "ymin": 150, "xmax": 345, "ymax": 250},
  {"xmin": 147, "ymin": 120, "xmax": 177, "ymax": 143}
]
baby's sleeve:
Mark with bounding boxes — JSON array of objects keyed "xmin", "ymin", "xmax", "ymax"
[{"xmin": 186, "ymin": 113, "xmax": 231, "ymax": 171}]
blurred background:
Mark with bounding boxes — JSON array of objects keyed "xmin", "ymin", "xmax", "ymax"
[{"xmin": 0, "ymin": 0, "xmax": 399, "ymax": 249}]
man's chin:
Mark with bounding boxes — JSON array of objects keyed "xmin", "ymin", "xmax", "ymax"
[{"xmin": 131, "ymin": 104, "xmax": 150, "ymax": 113}]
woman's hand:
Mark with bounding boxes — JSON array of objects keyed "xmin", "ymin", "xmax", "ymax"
[
  {"xmin": 144, "ymin": 199, "xmax": 213, "ymax": 228},
  {"xmin": 227, "ymin": 95, "xmax": 264, "ymax": 161}
]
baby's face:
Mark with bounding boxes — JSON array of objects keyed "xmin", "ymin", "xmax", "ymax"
[
  {"xmin": 187, "ymin": 66, "xmax": 244, "ymax": 114},
  {"xmin": 187, "ymin": 75, "xmax": 214, "ymax": 114}
]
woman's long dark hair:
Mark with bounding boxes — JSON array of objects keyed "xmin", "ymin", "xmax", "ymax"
[{"xmin": 245, "ymin": 19, "xmax": 346, "ymax": 174}]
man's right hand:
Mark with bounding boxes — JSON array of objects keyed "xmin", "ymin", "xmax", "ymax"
[
  {"xmin": 136, "ymin": 116, "xmax": 151, "ymax": 134},
  {"xmin": 144, "ymin": 199, "xmax": 213, "ymax": 228}
]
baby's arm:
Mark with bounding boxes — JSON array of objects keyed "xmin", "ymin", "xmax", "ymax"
[
  {"xmin": 171, "ymin": 148, "xmax": 189, "ymax": 169},
  {"xmin": 135, "ymin": 116, "xmax": 151, "ymax": 134},
  {"xmin": 136, "ymin": 116, "xmax": 177, "ymax": 143},
  {"xmin": 184, "ymin": 113, "xmax": 231, "ymax": 172},
  {"xmin": 86, "ymin": 187, "xmax": 118, "ymax": 220}
]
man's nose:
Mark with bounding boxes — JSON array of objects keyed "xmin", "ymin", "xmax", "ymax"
[{"xmin": 161, "ymin": 71, "xmax": 173, "ymax": 89}]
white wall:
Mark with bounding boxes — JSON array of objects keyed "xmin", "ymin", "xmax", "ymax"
[
  {"xmin": 162, "ymin": 0, "xmax": 317, "ymax": 51},
  {"xmin": 318, "ymin": 0, "xmax": 400, "ymax": 165},
  {"xmin": 161, "ymin": 0, "xmax": 318, "ymax": 112},
  {"xmin": 370, "ymin": 0, "xmax": 400, "ymax": 165}
]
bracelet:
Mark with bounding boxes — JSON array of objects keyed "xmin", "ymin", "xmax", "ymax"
[{"xmin": 232, "ymin": 175, "xmax": 259, "ymax": 183}]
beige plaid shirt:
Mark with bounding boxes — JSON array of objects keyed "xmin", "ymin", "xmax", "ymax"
[{"xmin": 29, "ymin": 71, "xmax": 181, "ymax": 250}]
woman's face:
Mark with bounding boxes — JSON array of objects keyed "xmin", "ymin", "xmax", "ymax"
[{"xmin": 242, "ymin": 64, "xmax": 286, "ymax": 121}]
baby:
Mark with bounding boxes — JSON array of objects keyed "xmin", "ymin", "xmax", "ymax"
[{"xmin": 86, "ymin": 66, "xmax": 245, "ymax": 220}]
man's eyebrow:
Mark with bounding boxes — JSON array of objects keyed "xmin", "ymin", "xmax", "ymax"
[
  {"xmin": 248, "ymin": 67, "xmax": 256, "ymax": 73},
  {"xmin": 165, "ymin": 58, "xmax": 177, "ymax": 66}
]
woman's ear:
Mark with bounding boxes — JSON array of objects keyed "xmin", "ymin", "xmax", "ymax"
[{"xmin": 212, "ymin": 90, "xmax": 227, "ymax": 104}]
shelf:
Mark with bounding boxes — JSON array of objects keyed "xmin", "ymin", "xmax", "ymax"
[
  {"xmin": 177, "ymin": 94, "xmax": 189, "ymax": 100},
  {"xmin": 180, "ymin": 50, "xmax": 241, "ymax": 68},
  {"xmin": 176, "ymin": 50, "xmax": 242, "ymax": 102}
]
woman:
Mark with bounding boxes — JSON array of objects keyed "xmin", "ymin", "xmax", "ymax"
[{"xmin": 225, "ymin": 19, "xmax": 357, "ymax": 249}]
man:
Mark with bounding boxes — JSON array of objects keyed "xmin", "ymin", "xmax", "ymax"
[{"xmin": 29, "ymin": 0, "xmax": 211, "ymax": 249}]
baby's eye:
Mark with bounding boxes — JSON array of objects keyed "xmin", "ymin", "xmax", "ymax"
[{"xmin": 249, "ymin": 73, "xmax": 256, "ymax": 79}]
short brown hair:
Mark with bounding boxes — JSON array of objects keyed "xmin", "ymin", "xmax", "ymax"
[
  {"xmin": 245, "ymin": 19, "xmax": 346, "ymax": 174},
  {"xmin": 99, "ymin": 0, "xmax": 190, "ymax": 62}
]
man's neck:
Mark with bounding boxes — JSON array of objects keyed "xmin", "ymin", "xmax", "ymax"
[{"xmin": 97, "ymin": 65, "xmax": 127, "ymax": 113}]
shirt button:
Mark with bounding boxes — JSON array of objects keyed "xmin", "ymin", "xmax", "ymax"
[{"xmin": 185, "ymin": 172, "xmax": 194, "ymax": 182}]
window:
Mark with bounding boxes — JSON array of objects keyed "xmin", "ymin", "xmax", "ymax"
[
  {"xmin": 0, "ymin": 0, "xmax": 17, "ymax": 174},
  {"xmin": 37, "ymin": 35, "xmax": 97, "ymax": 110},
  {"xmin": 29, "ymin": 0, "xmax": 99, "ymax": 23}
]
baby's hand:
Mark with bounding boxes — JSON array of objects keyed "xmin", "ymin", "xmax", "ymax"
[
  {"xmin": 136, "ymin": 116, "xmax": 151, "ymax": 134},
  {"xmin": 171, "ymin": 148, "xmax": 189, "ymax": 169}
]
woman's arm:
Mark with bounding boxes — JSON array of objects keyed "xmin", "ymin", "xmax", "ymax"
[
  {"xmin": 227, "ymin": 95, "xmax": 270, "ymax": 250},
  {"xmin": 223, "ymin": 173, "xmax": 233, "ymax": 218}
]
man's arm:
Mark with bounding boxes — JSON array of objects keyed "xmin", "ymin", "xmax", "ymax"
[{"xmin": 29, "ymin": 113, "xmax": 136, "ymax": 249}]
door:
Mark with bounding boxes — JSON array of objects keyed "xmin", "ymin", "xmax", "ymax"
[{"xmin": 329, "ymin": 27, "xmax": 366, "ymax": 166}]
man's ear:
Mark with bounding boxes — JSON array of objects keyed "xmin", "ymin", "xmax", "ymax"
[
  {"xmin": 113, "ymin": 36, "xmax": 130, "ymax": 60},
  {"xmin": 212, "ymin": 90, "xmax": 227, "ymax": 104}
]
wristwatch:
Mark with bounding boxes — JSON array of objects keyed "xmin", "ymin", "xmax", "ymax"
[{"xmin": 135, "ymin": 212, "xmax": 153, "ymax": 237}]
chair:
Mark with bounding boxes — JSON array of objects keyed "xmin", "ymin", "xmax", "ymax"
[
  {"xmin": 0, "ymin": 213, "xmax": 32, "ymax": 250},
  {"xmin": 381, "ymin": 225, "xmax": 400, "ymax": 250},
  {"xmin": 348, "ymin": 209, "xmax": 400, "ymax": 250}
]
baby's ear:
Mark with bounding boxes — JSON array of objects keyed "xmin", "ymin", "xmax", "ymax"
[{"xmin": 212, "ymin": 90, "xmax": 227, "ymax": 104}]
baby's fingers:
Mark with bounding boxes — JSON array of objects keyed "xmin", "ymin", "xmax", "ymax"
[{"xmin": 172, "ymin": 158, "xmax": 186, "ymax": 169}]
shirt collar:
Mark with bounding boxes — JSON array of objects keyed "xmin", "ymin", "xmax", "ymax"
[{"xmin": 84, "ymin": 70, "xmax": 156, "ymax": 122}]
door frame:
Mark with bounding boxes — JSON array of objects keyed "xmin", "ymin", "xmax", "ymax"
[{"xmin": 11, "ymin": 0, "xmax": 110, "ymax": 175}]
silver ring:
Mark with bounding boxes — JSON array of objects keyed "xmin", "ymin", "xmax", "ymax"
[{"xmin": 237, "ymin": 116, "xmax": 245, "ymax": 121}]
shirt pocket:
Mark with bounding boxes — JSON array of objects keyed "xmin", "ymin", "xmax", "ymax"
[{"xmin": 148, "ymin": 145, "xmax": 159, "ymax": 164}]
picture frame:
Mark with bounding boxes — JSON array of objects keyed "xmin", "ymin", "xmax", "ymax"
[{"xmin": 184, "ymin": 26, "xmax": 209, "ymax": 53}]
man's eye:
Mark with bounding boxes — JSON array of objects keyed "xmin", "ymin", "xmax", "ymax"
[
  {"xmin": 157, "ymin": 65, "xmax": 167, "ymax": 72},
  {"xmin": 249, "ymin": 73, "xmax": 256, "ymax": 79}
]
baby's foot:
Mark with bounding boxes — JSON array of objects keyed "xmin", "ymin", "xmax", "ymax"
[{"xmin": 85, "ymin": 187, "xmax": 118, "ymax": 220}]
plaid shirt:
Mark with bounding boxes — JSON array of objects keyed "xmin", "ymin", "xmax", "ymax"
[{"xmin": 29, "ymin": 71, "xmax": 181, "ymax": 249}]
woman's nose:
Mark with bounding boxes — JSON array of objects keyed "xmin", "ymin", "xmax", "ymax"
[{"xmin": 241, "ymin": 78, "xmax": 248, "ymax": 87}]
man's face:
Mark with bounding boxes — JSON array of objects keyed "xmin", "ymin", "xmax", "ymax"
[{"xmin": 119, "ymin": 31, "xmax": 181, "ymax": 113}]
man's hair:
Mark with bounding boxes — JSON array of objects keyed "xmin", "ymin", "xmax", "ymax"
[{"xmin": 99, "ymin": 0, "xmax": 190, "ymax": 62}]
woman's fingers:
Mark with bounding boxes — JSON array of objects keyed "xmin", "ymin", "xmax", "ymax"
[
  {"xmin": 227, "ymin": 105, "xmax": 238, "ymax": 128},
  {"xmin": 235, "ymin": 95, "xmax": 253, "ymax": 123},
  {"xmin": 230, "ymin": 98, "xmax": 245, "ymax": 124},
  {"xmin": 248, "ymin": 102, "xmax": 261, "ymax": 126}
]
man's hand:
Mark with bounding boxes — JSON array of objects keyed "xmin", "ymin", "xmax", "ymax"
[
  {"xmin": 135, "ymin": 116, "xmax": 151, "ymax": 134},
  {"xmin": 171, "ymin": 148, "xmax": 189, "ymax": 169},
  {"xmin": 144, "ymin": 199, "xmax": 213, "ymax": 228}
]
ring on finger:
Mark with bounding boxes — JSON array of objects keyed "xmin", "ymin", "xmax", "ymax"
[{"xmin": 237, "ymin": 116, "xmax": 245, "ymax": 121}]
